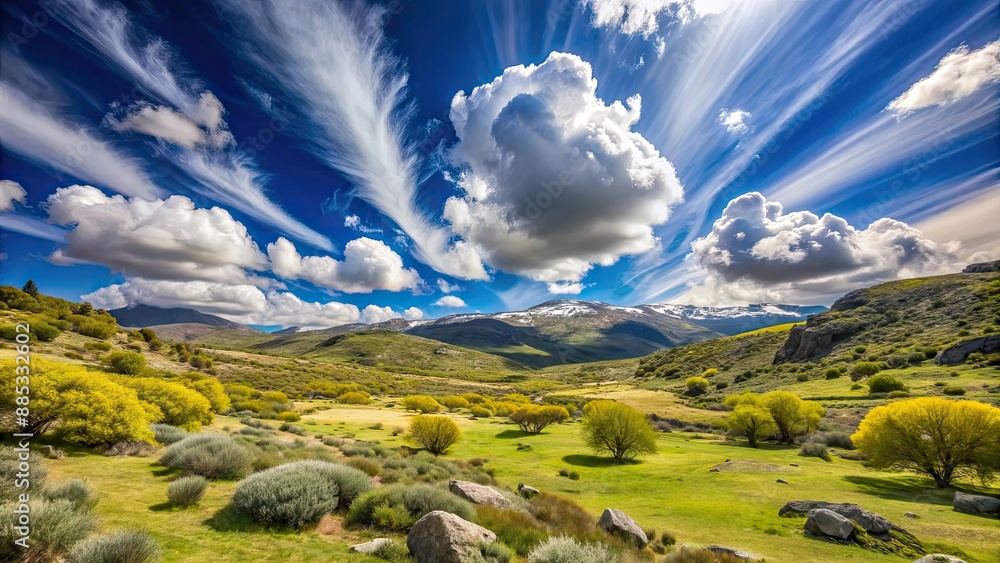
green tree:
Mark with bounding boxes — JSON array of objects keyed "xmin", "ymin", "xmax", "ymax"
[
  {"xmin": 728, "ymin": 404, "xmax": 776, "ymax": 448},
  {"xmin": 851, "ymin": 397, "xmax": 1000, "ymax": 487},
  {"xmin": 22, "ymin": 280, "xmax": 38, "ymax": 297},
  {"xmin": 509, "ymin": 405, "xmax": 570, "ymax": 433},
  {"xmin": 119, "ymin": 377, "xmax": 213, "ymax": 431},
  {"xmin": 408, "ymin": 415, "xmax": 461, "ymax": 455},
  {"xmin": 103, "ymin": 350, "xmax": 147, "ymax": 375},
  {"xmin": 580, "ymin": 400, "xmax": 657, "ymax": 462},
  {"xmin": 762, "ymin": 391, "xmax": 825, "ymax": 443},
  {"xmin": 438, "ymin": 395, "xmax": 471, "ymax": 411},
  {"xmin": 401, "ymin": 395, "xmax": 442, "ymax": 413}
]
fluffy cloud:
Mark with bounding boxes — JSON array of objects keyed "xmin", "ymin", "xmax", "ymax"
[
  {"xmin": 683, "ymin": 192, "xmax": 960, "ymax": 303},
  {"xmin": 547, "ymin": 282, "xmax": 587, "ymax": 295},
  {"xmin": 360, "ymin": 305, "xmax": 400, "ymax": 324},
  {"xmin": 888, "ymin": 40, "xmax": 1000, "ymax": 115},
  {"xmin": 219, "ymin": 0, "xmax": 485, "ymax": 279},
  {"xmin": 0, "ymin": 180, "xmax": 27, "ymax": 211},
  {"xmin": 717, "ymin": 108, "xmax": 752, "ymax": 135},
  {"xmin": 107, "ymin": 92, "xmax": 234, "ymax": 149},
  {"xmin": 46, "ymin": 185, "xmax": 268, "ymax": 285},
  {"xmin": 267, "ymin": 237, "xmax": 421, "ymax": 294},
  {"xmin": 84, "ymin": 279, "xmax": 361, "ymax": 330},
  {"xmin": 403, "ymin": 307, "xmax": 424, "ymax": 320},
  {"xmin": 433, "ymin": 295, "xmax": 468, "ymax": 308},
  {"xmin": 447, "ymin": 52, "xmax": 683, "ymax": 285},
  {"xmin": 437, "ymin": 279, "xmax": 462, "ymax": 293},
  {"xmin": 581, "ymin": 0, "xmax": 741, "ymax": 36}
]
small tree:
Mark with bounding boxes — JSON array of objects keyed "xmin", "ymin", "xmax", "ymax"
[
  {"xmin": 580, "ymin": 400, "xmax": 657, "ymax": 462},
  {"xmin": 408, "ymin": 415, "xmax": 461, "ymax": 455},
  {"xmin": 850, "ymin": 361, "xmax": 882, "ymax": 381},
  {"xmin": 102, "ymin": 350, "xmax": 147, "ymax": 375},
  {"xmin": 22, "ymin": 279, "xmax": 39, "ymax": 297},
  {"xmin": 438, "ymin": 395, "xmax": 470, "ymax": 411},
  {"xmin": 851, "ymin": 397, "xmax": 1000, "ymax": 487},
  {"xmin": 685, "ymin": 377, "xmax": 709, "ymax": 396},
  {"xmin": 728, "ymin": 404, "xmax": 776, "ymax": 448},
  {"xmin": 762, "ymin": 391, "xmax": 824, "ymax": 443},
  {"xmin": 509, "ymin": 405, "xmax": 569, "ymax": 433},
  {"xmin": 401, "ymin": 395, "xmax": 442, "ymax": 413}
]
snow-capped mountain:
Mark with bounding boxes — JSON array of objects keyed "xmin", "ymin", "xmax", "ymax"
[{"xmin": 645, "ymin": 303, "xmax": 828, "ymax": 335}]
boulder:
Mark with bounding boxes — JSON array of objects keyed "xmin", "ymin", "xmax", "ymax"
[
  {"xmin": 406, "ymin": 511, "xmax": 496, "ymax": 563},
  {"xmin": 776, "ymin": 478, "xmax": 788, "ymax": 484},
  {"xmin": 350, "ymin": 538, "xmax": 392, "ymax": 554},
  {"xmin": 903, "ymin": 512, "xmax": 920, "ymax": 519},
  {"xmin": 779, "ymin": 501, "xmax": 894, "ymax": 534},
  {"xmin": 912, "ymin": 555, "xmax": 967, "ymax": 563},
  {"xmin": 953, "ymin": 491, "xmax": 1000, "ymax": 516},
  {"xmin": 963, "ymin": 260, "xmax": 1000, "ymax": 273},
  {"xmin": 449, "ymin": 480, "xmax": 512, "ymax": 509},
  {"xmin": 517, "ymin": 483, "xmax": 540, "ymax": 499},
  {"xmin": 705, "ymin": 545, "xmax": 761, "ymax": 560},
  {"xmin": 597, "ymin": 508, "xmax": 648, "ymax": 547},
  {"xmin": 805, "ymin": 508, "xmax": 855, "ymax": 540},
  {"xmin": 934, "ymin": 336, "xmax": 1000, "ymax": 365}
]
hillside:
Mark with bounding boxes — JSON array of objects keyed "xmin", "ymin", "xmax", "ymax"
[
  {"xmin": 646, "ymin": 303, "xmax": 828, "ymax": 335},
  {"xmin": 109, "ymin": 304, "xmax": 258, "ymax": 332}
]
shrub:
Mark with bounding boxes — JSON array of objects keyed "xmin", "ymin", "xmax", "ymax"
[
  {"xmin": 371, "ymin": 540, "xmax": 412, "ymax": 562},
  {"xmin": 527, "ymin": 536, "xmax": 618, "ymax": 563},
  {"xmin": 85, "ymin": 341, "xmax": 113, "ymax": 352},
  {"xmin": 232, "ymin": 461, "xmax": 355, "ymax": 527},
  {"xmin": 568, "ymin": 471, "xmax": 580, "ymax": 480},
  {"xmin": 45, "ymin": 479, "xmax": 97, "ymax": 511},
  {"xmin": 276, "ymin": 411, "xmax": 301, "ymax": 422},
  {"xmin": 439, "ymin": 395, "xmax": 471, "ymax": 411},
  {"xmin": 0, "ymin": 447, "xmax": 48, "ymax": 501},
  {"xmin": 580, "ymin": 401, "xmax": 657, "ymax": 462},
  {"xmin": 526, "ymin": 493, "xmax": 595, "ymax": 539},
  {"xmin": 888, "ymin": 390, "xmax": 909, "ymax": 398},
  {"xmin": 510, "ymin": 405, "xmax": 570, "ymax": 433},
  {"xmin": 408, "ymin": 415, "xmax": 462, "ymax": 455},
  {"xmin": 850, "ymin": 361, "xmax": 882, "ymax": 381},
  {"xmin": 120, "ymin": 378, "xmax": 213, "ymax": 431},
  {"xmin": 479, "ymin": 541, "xmax": 514, "ymax": 563},
  {"xmin": 664, "ymin": 546, "xmax": 746, "ymax": 562},
  {"xmin": 762, "ymin": 391, "xmax": 824, "ymax": 443},
  {"xmin": 685, "ymin": 376, "xmax": 709, "ymax": 395},
  {"xmin": 31, "ymin": 321, "xmax": 62, "ymax": 342},
  {"xmin": 824, "ymin": 368, "xmax": 841, "ymax": 379},
  {"xmin": 867, "ymin": 374, "xmax": 905, "ymax": 394},
  {"xmin": 471, "ymin": 406, "xmax": 493, "ymax": 418},
  {"xmin": 167, "ymin": 476, "xmax": 207, "ymax": 507},
  {"xmin": 475, "ymin": 506, "xmax": 548, "ymax": 555},
  {"xmin": 75, "ymin": 318, "xmax": 118, "ymax": 339},
  {"xmin": 338, "ymin": 391, "xmax": 372, "ymax": 405},
  {"xmin": 346, "ymin": 483, "xmax": 474, "ymax": 531},
  {"xmin": 0, "ymin": 499, "xmax": 96, "ymax": 562},
  {"xmin": 182, "ymin": 377, "xmax": 231, "ymax": 413},
  {"xmin": 660, "ymin": 531, "xmax": 677, "ymax": 546},
  {"xmin": 798, "ymin": 442, "xmax": 831, "ymax": 461},
  {"xmin": 347, "ymin": 457, "xmax": 383, "ymax": 477},
  {"xmin": 103, "ymin": 351, "xmax": 146, "ymax": 375},
  {"xmin": 401, "ymin": 395, "xmax": 442, "ymax": 413},
  {"xmin": 67, "ymin": 529, "xmax": 161, "ymax": 563},
  {"xmin": 159, "ymin": 434, "xmax": 254, "ymax": 480},
  {"xmin": 806, "ymin": 432, "xmax": 853, "ymax": 449},
  {"xmin": 943, "ymin": 386, "xmax": 966, "ymax": 396}
]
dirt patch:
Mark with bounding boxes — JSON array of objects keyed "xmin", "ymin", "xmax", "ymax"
[
  {"xmin": 316, "ymin": 514, "xmax": 342, "ymax": 536},
  {"xmin": 710, "ymin": 460, "xmax": 786, "ymax": 473}
]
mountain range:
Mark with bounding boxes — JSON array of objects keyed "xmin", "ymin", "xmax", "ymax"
[{"xmin": 111, "ymin": 299, "xmax": 826, "ymax": 366}]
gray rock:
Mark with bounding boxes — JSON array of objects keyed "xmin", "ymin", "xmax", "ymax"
[
  {"xmin": 705, "ymin": 545, "xmax": 761, "ymax": 560},
  {"xmin": 406, "ymin": 511, "xmax": 496, "ymax": 563},
  {"xmin": 904, "ymin": 512, "xmax": 920, "ymax": 519},
  {"xmin": 935, "ymin": 336, "xmax": 1000, "ymax": 365},
  {"xmin": 779, "ymin": 500, "xmax": 894, "ymax": 534},
  {"xmin": 449, "ymin": 480, "xmax": 513, "ymax": 509},
  {"xmin": 517, "ymin": 483, "xmax": 540, "ymax": 499},
  {"xmin": 805, "ymin": 508, "xmax": 855, "ymax": 540},
  {"xmin": 953, "ymin": 491, "xmax": 1000, "ymax": 516},
  {"xmin": 350, "ymin": 538, "xmax": 392, "ymax": 554},
  {"xmin": 597, "ymin": 508, "xmax": 648, "ymax": 547},
  {"xmin": 776, "ymin": 478, "xmax": 788, "ymax": 484},
  {"xmin": 963, "ymin": 260, "xmax": 1000, "ymax": 273},
  {"xmin": 912, "ymin": 555, "xmax": 967, "ymax": 563},
  {"xmin": 38, "ymin": 445, "xmax": 55, "ymax": 458}
]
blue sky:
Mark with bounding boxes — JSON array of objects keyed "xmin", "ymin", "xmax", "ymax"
[{"xmin": 0, "ymin": 0, "xmax": 997, "ymax": 330}]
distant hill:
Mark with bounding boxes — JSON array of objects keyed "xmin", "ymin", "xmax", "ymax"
[
  {"xmin": 646, "ymin": 303, "xmax": 827, "ymax": 335},
  {"xmin": 109, "ymin": 304, "xmax": 257, "ymax": 332}
]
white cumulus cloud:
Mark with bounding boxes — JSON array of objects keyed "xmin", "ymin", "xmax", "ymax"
[
  {"xmin": 267, "ymin": 237, "xmax": 421, "ymax": 294},
  {"xmin": 888, "ymin": 40, "xmax": 1000, "ymax": 115},
  {"xmin": 46, "ymin": 185, "xmax": 268, "ymax": 285},
  {"xmin": 717, "ymin": 108, "xmax": 752, "ymax": 135},
  {"xmin": 0, "ymin": 180, "xmax": 27, "ymax": 211},
  {"xmin": 682, "ymin": 192, "xmax": 960, "ymax": 304},
  {"xmin": 403, "ymin": 307, "xmax": 424, "ymax": 320},
  {"xmin": 581, "ymin": 0, "xmax": 742, "ymax": 36},
  {"xmin": 433, "ymin": 295, "xmax": 468, "ymax": 308},
  {"xmin": 447, "ymin": 52, "xmax": 684, "ymax": 285},
  {"xmin": 360, "ymin": 304, "xmax": 401, "ymax": 324}
]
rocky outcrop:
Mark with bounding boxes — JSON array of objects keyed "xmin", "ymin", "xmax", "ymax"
[
  {"xmin": 705, "ymin": 545, "xmax": 761, "ymax": 560},
  {"xmin": 774, "ymin": 321, "xmax": 866, "ymax": 363},
  {"xmin": 517, "ymin": 483, "xmax": 540, "ymax": 499},
  {"xmin": 953, "ymin": 491, "xmax": 1000, "ymax": 516},
  {"xmin": 963, "ymin": 260, "xmax": 1000, "ymax": 273},
  {"xmin": 934, "ymin": 336, "xmax": 1000, "ymax": 365},
  {"xmin": 912, "ymin": 555, "xmax": 967, "ymax": 563},
  {"xmin": 597, "ymin": 508, "xmax": 648, "ymax": 547},
  {"xmin": 779, "ymin": 501, "xmax": 895, "ymax": 534},
  {"xmin": 350, "ymin": 538, "xmax": 392, "ymax": 553},
  {"xmin": 448, "ymin": 480, "xmax": 512, "ymax": 509},
  {"xmin": 830, "ymin": 289, "xmax": 869, "ymax": 311},
  {"xmin": 805, "ymin": 508, "xmax": 855, "ymax": 540},
  {"xmin": 406, "ymin": 511, "xmax": 497, "ymax": 563}
]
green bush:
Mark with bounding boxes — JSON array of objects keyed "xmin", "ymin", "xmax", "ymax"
[
  {"xmin": 103, "ymin": 351, "xmax": 147, "ymax": 375},
  {"xmin": 401, "ymin": 395, "xmax": 442, "ymax": 413},
  {"xmin": 806, "ymin": 432, "xmax": 853, "ymax": 449},
  {"xmin": 943, "ymin": 386, "xmax": 966, "ymax": 396},
  {"xmin": 850, "ymin": 361, "xmax": 882, "ymax": 381},
  {"xmin": 685, "ymin": 376, "xmax": 709, "ymax": 395},
  {"xmin": 527, "ymin": 536, "xmax": 617, "ymax": 563},
  {"xmin": 151, "ymin": 424, "xmax": 188, "ymax": 445},
  {"xmin": 470, "ymin": 406, "xmax": 493, "ymax": 418},
  {"xmin": 479, "ymin": 541, "xmax": 514, "ymax": 563},
  {"xmin": 75, "ymin": 318, "xmax": 118, "ymax": 339},
  {"xmin": 85, "ymin": 341, "xmax": 113, "ymax": 352},
  {"xmin": 45, "ymin": 479, "xmax": 97, "ymax": 512},
  {"xmin": 31, "ymin": 321, "xmax": 62, "ymax": 342},
  {"xmin": 371, "ymin": 540, "xmax": 413, "ymax": 562},
  {"xmin": 276, "ymin": 411, "xmax": 301, "ymax": 422},
  {"xmin": 798, "ymin": 442, "xmax": 831, "ymax": 462},
  {"xmin": 475, "ymin": 506, "xmax": 548, "ymax": 556},
  {"xmin": 66, "ymin": 529, "xmax": 160, "ymax": 563},
  {"xmin": 408, "ymin": 415, "xmax": 462, "ymax": 455},
  {"xmin": 167, "ymin": 476, "xmax": 207, "ymax": 507},
  {"xmin": 346, "ymin": 483, "xmax": 474, "ymax": 531},
  {"xmin": 159, "ymin": 434, "xmax": 254, "ymax": 480},
  {"xmin": 824, "ymin": 368, "xmax": 841, "ymax": 379},
  {"xmin": 867, "ymin": 374, "xmax": 905, "ymax": 393},
  {"xmin": 0, "ymin": 447, "xmax": 48, "ymax": 501},
  {"xmin": 0, "ymin": 499, "xmax": 96, "ymax": 562},
  {"xmin": 338, "ymin": 391, "xmax": 372, "ymax": 405}
]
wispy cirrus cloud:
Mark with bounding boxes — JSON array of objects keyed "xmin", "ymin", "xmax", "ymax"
[
  {"xmin": 219, "ymin": 0, "xmax": 486, "ymax": 279},
  {"xmin": 48, "ymin": 0, "xmax": 333, "ymax": 251}
]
